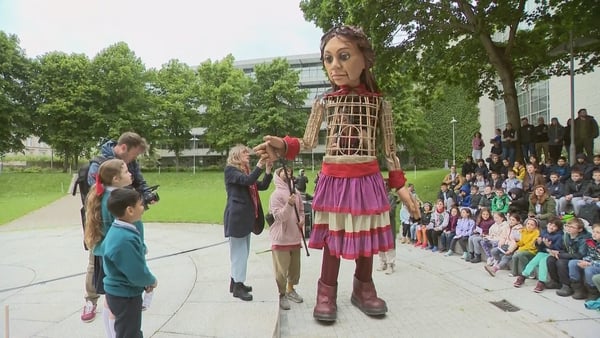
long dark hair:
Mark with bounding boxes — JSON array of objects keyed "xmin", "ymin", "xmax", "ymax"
[{"xmin": 319, "ymin": 25, "xmax": 379, "ymax": 93}]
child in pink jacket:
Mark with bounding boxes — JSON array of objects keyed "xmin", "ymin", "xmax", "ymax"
[{"xmin": 269, "ymin": 167, "xmax": 305, "ymax": 310}]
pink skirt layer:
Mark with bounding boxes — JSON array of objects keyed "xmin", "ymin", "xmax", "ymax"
[{"xmin": 308, "ymin": 169, "xmax": 393, "ymax": 259}]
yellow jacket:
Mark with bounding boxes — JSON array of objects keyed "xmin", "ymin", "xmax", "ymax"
[{"xmin": 516, "ymin": 228, "xmax": 540, "ymax": 255}]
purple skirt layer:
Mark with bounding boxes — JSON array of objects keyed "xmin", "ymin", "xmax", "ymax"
[
  {"xmin": 312, "ymin": 172, "xmax": 389, "ymax": 215},
  {"xmin": 308, "ymin": 170, "xmax": 393, "ymax": 259}
]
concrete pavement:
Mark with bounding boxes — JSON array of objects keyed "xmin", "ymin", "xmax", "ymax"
[{"xmin": 1, "ymin": 195, "xmax": 600, "ymax": 337}]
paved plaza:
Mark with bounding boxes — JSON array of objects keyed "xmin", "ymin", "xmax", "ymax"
[{"xmin": 1, "ymin": 195, "xmax": 600, "ymax": 337}]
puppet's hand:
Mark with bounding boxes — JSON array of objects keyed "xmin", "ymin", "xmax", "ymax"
[
  {"xmin": 253, "ymin": 135, "xmax": 284, "ymax": 161},
  {"xmin": 397, "ymin": 186, "xmax": 421, "ymax": 220}
]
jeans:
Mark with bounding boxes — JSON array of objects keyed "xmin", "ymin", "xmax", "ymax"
[
  {"xmin": 568, "ymin": 260, "xmax": 600, "ymax": 287},
  {"xmin": 521, "ymin": 143, "xmax": 536, "ymax": 162},
  {"xmin": 502, "ymin": 146, "xmax": 516, "ymax": 165},
  {"xmin": 467, "ymin": 235, "xmax": 483, "ymax": 254},
  {"xmin": 230, "ymin": 235, "xmax": 251, "ymax": 283},
  {"xmin": 440, "ymin": 231, "xmax": 455, "ymax": 251}
]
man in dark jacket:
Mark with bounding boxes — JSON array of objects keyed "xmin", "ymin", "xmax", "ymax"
[
  {"xmin": 574, "ymin": 108, "xmax": 599, "ymax": 160},
  {"xmin": 557, "ymin": 170, "xmax": 589, "ymax": 215},
  {"xmin": 534, "ymin": 117, "xmax": 549, "ymax": 164},
  {"xmin": 520, "ymin": 117, "xmax": 536, "ymax": 163}
]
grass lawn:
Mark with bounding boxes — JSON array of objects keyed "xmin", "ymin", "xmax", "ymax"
[{"xmin": 0, "ymin": 168, "xmax": 447, "ymax": 226}]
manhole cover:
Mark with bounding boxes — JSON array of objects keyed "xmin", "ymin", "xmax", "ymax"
[{"xmin": 490, "ymin": 299, "xmax": 520, "ymax": 312}]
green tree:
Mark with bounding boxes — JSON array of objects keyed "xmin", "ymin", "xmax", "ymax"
[
  {"xmin": 197, "ymin": 55, "xmax": 251, "ymax": 153},
  {"xmin": 0, "ymin": 32, "xmax": 34, "ymax": 155},
  {"xmin": 148, "ymin": 59, "xmax": 201, "ymax": 170},
  {"xmin": 247, "ymin": 58, "xmax": 308, "ymax": 146},
  {"xmin": 300, "ymin": 0, "xmax": 600, "ymax": 158},
  {"xmin": 90, "ymin": 42, "xmax": 152, "ymax": 140},
  {"xmin": 31, "ymin": 52, "xmax": 95, "ymax": 170}
]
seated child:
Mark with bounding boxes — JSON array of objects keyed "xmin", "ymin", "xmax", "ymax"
[
  {"xmin": 445, "ymin": 208, "xmax": 475, "ymax": 258},
  {"xmin": 508, "ymin": 217, "xmax": 541, "ymax": 283},
  {"xmin": 566, "ymin": 223, "xmax": 600, "ymax": 300},
  {"xmin": 480, "ymin": 212, "xmax": 509, "ymax": 265},
  {"xmin": 414, "ymin": 202, "xmax": 432, "ymax": 248},
  {"xmin": 103, "ymin": 188, "xmax": 157, "ymax": 338},
  {"xmin": 439, "ymin": 206, "xmax": 459, "ymax": 253},
  {"xmin": 467, "ymin": 208, "xmax": 494, "ymax": 263},
  {"xmin": 513, "ymin": 216, "xmax": 564, "ymax": 292},
  {"xmin": 485, "ymin": 213, "xmax": 523, "ymax": 276}
]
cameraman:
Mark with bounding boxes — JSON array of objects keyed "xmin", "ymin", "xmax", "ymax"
[
  {"xmin": 81, "ymin": 131, "xmax": 156, "ymax": 323},
  {"xmin": 87, "ymin": 132, "xmax": 154, "ymax": 203}
]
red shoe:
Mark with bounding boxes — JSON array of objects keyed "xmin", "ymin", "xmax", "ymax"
[
  {"xmin": 351, "ymin": 276, "xmax": 387, "ymax": 316},
  {"xmin": 413, "ymin": 241, "xmax": 421, "ymax": 247},
  {"xmin": 313, "ymin": 279, "xmax": 337, "ymax": 322},
  {"xmin": 80, "ymin": 301, "xmax": 97, "ymax": 322},
  {"xmin": 513, "ymin": 276, "xmax": 526, "ymax": 288},
  {"xmin": 533, "ymin": 281, "xmax": 545, "ymax": 293}
]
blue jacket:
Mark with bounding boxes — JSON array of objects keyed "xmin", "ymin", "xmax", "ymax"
[
  {"xmin": 223, "ymin": 165, "xmax": 272, "ymax": 238},
  {"xmin": 87, "ymin": 140, "xmax": 150, "ymax": 195},
  {"xmin": 535, "ymin": 229, "xmax": 564, "ymax": 253},
  {"xmin": 102, "ymin": 220, "xmax": 155, "ymax": 297}
]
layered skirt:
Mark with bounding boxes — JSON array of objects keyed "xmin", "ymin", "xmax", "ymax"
[{"xmin": 308, "ymin": 161, "xmax": 394, "ymax": 259}]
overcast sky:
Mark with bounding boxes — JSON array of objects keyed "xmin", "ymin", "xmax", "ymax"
[{"xmin": 0, "ymin": 0, "xmax": 325, "ymax": 68}]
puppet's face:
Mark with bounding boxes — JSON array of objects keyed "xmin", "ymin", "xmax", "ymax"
[{"xmin": 322, "ymin": 36, "xmax": 365, "ymax": 88}]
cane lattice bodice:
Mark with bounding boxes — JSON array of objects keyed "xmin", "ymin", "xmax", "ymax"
[{"xmin": 301, "ymin": 92, "xmax": 401, "ymax": 170}]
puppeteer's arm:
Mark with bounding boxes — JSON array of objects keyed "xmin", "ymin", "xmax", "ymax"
[{"xmin": 380, "ymin": 100, "xmax": 421, "ymax": 220}]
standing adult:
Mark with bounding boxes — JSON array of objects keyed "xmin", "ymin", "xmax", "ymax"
[
  {"xmin": 574, "ymin": 108, "xmax": 599, "ymax": 159},
  {"xmin": 81, "ymin": 131, "xmax": 151, "ymax": 323},
  {"xmin": 564, "ymin": 118, "xmax": 572, "ymax": 161},
  {"xmin": 254, "ymin": 25, "xmax": 421, "ymax": 322},
  {"xmin": 547, "ymin": 117, "xmax": 565, "ymax": 165},
  {"xmin": 520, "ymin": 117, "xmax": 536, "ymax": 162},
  {"xmin": 534, "ymin": 117, "xmax": 549, "ymax": 162},
  {"xmin": 502, "ymin": 122, "xmax": 517, "ymax": 165},
  {"xmin": 224, "ymin": 145, "xmax": 273, "ymax": 301},
  {"xmin": 295, "ymin": 169, "xmax": 309, "ymax": 195},
  {"xmin": 471, "ymin": 132, "xmax": 485, "ymax": 161}
]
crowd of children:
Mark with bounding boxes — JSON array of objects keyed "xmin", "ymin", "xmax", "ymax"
[{"xmin": 387, "ymin": 149, "xmax": 600, "ymax": 308}]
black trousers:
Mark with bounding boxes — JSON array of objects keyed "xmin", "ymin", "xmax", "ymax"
[
  {"xmin": 546, "ymin": 256, "xmax": 571, "ymax": 285},
  {"xmin": 106, "ymin": 293, "xmax": 143, "ymax": 338}
]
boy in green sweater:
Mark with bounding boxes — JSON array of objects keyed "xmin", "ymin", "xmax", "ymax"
[{"xmin": 103, "ymin": 188, "xmax": 157, "ymax": 338}]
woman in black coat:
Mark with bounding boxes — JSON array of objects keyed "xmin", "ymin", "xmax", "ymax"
[{"xmin": 223, "ymin": 145, "xmax": 273, "ymax": 301}]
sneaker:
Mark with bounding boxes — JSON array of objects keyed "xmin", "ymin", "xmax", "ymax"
[
  {"xmin": 279, "ymin": 294, "xmax": 291, "ymax": 310},
  {"xmin": 421, "ymin": 243, "xmax": 428, "ymax": 249},
  {"xmin": 484, "ymin": 265, "xmax": 497, "ymax": 277},
  {"xmin": 286, "ymin": 289, "xmax": 304, "ymax": 303},
  {"xmin": 508, "ymin": 273, "xmax": 515, "ymax": 277},
  {"xmin": 376, "ymin": 262, "xmax": 388, "ymax": 271},
  {"xmin": 385, "ymin": 263, "xmax": 395, "ymax": 275},
  {"xmin": 533, "ymin": 281, "xmax": 545, "ymax": 293},
  {"xmin": 513, "ymin": 276, "xmax": 526, "ymax": 288},
  {"xmin": 414, "ymin": 241, "xmax": 422, "ymax": 247},
  {"xmin": 461, "ymin": 252, "xmax": 468, "ymax": 260},
  {"xmin": 486, "ymin": 257, "xmax": 494, "ymax": 266},
  {"xmin": 431, "ymin": 246, "xmax": 438, "ymax": 252},
  {"xmin": 444, "ymin": 250, "xmax": 453, "ymax": 257},
  {"xmin": 81, "ymin": 301, "xmax": 97, "ymax": 322}
]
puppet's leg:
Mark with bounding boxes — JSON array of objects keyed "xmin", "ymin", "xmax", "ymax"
[
  {"xmin": 313, "ymin": 245, "xmax": 340, "ymax": 322},
  {"xmin": 351, "ymin": 255, "xmax": 388, "ymax": 316}
]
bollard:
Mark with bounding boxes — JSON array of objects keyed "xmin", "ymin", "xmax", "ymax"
[{"xmin": 4, "ymin": 304, "xmax": 8, "ymax": 338}]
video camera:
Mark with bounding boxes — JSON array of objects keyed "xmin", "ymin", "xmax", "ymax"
[{"xmin": 143, "ymin": 185, "xmax": 160, "ymax": 209}]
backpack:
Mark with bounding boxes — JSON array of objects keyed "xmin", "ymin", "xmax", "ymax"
[
  {"xmin": 72, "ymin": 155, "xmax": 107, "ymax": 250},
  {"xmin": 72, "ymin": 155, "xmax": 107, "ymax": 205}
]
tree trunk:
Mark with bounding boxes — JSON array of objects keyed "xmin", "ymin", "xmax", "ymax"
[{"xmin": 479, "ymin": 34, "xmax": 523, "ymax": 163}]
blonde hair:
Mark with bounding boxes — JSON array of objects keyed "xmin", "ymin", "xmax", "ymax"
[
  {"xmin": 226, "ymin": 144, "xmax": 250, "ymax": 172},
  {"xmin": 84, "ymin": 159, "xmax": 126, "ymax": 249}
]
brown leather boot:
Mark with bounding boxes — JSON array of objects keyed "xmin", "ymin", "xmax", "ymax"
[
  {"xmin": 351, "ymin": 276, "xmax": 387, "ymax": 316},
  {"xmin": 313, "ymin": 279, "xmax": 337, "ymax": 322}
]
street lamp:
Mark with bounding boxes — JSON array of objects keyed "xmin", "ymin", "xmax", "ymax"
[
  {"xmin": 549, "ymin": 31, "xmax": 599, "ymax": 165},
  {"xmin": 190, "ymin": 135, "xmax": 198, "ymax": 174},
  {"xmin": 450, "ymin": 117, "xmax": 458, "ymax": 166}
]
